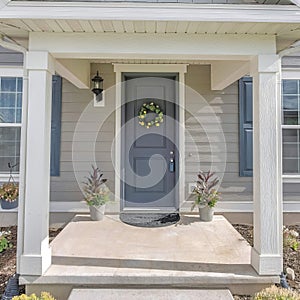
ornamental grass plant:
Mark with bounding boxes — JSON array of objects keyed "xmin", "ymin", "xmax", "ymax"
[
  {"xmin": 12, "ymin": 292, "xmax": 56, "ymax": 300},
  {"xmin": 191, "ymin": 170, "xmax": 221, "ymax": 210},
  {"xmin": 253, "ymin": 285, "xmax": 300, "ymax": 300},
  {"xmin": 82, "ymin": 165, "xmax": 110, "ymax": 207}
]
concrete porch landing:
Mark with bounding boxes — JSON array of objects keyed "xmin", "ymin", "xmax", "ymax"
[{"xmin": 22, "ymin": 215, "xmax": 279, "ymax": 299}]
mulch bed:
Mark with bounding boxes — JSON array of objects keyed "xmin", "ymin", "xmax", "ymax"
[
  {"xmin": 232, "ymin": 224, "xmax": 300, "ymax": 300},
  {"xmin": 0, "ymin": 224, "xmax": 299, "ymax": 299},
  {"xmin": 0, "ymin": 226, "xmax": 63, "ymax": 296}
]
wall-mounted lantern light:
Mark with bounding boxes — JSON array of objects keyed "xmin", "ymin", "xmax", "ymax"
[{"xmin": 91, "ymin": 71, "xmax": 104, "ymax": 102}]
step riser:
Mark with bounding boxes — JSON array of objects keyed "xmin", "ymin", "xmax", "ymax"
[
  {"xmin": 68, "ymin": 289, "xmax": 234, "ymax": 300},
  {"xmin": 25, "ymin": 282, "xmax": 272, "ymax": 299}
]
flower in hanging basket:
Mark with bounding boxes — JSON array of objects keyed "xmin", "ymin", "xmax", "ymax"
[{"xmin": 0, "ymin": 182, "xmax": 19, "ymax": 203}]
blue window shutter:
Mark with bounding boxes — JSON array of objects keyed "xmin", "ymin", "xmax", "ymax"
[
  {"xmin": 50, "ymin": 75, "xmax": 62, "ymax": 176},
  {"xmin": 239, "ymin": 77, "xmax": 253, "ymax": 177}
]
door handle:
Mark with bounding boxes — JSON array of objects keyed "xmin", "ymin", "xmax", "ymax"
[{"xmin": 169, "ymin": 159, "xmax": 175, "ymax": 173}]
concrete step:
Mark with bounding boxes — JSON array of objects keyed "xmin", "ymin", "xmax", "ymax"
[
  {"xmin": 21, "ymin": 263, "xmax": 278, "ymax": 296},
  {"xmin": 68, "ymin": 288, "xmax": 234, "ymax": 300}
]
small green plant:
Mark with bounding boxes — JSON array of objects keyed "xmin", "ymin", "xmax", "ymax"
[
  {"xmin": 191, "ymin": 170, "xmax": 221, "ymax": 210},
  {"xmin": 283, "ymin": 226, "xmax": 299, "ymax": 251},
  {"xmin": 0, "ymin": 230, "xmax": 12, "ymax": 252},
  {"xmin": 0, "ymin": 182, "xmax": 18, "ymax": 202},
  {"xmin": 12, "ymin": 292, "xmax": 56, "ymax": 300},
  {"xmin": 253, "ymin": 285, "xmax": 300, "ymax": 300},
  {"xmin": 82, "ymin": 165, "xmax": 110, "ymax": 207}
]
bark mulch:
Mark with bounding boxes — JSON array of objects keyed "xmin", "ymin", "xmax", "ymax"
[
  {"xmin": 0, "ymin": 226, "xmax": 63, "ymax": 296},
  {"xmin": 233, "ymin": 224, "xmax": 300, "ymax": 300}
]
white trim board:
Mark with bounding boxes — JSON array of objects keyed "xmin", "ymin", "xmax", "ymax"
[
  {"xmin": 45, "ymin": 201, "xmax": 300, "ymax": 213},
  {"xmin": 29, "ymin": 32, "xmax": 276, "ymax": 59},
  {"xmin": 2, "ymin": 3, "xmax": 300, "ymax": 23},
  {"xmin": 1, "ymin": 201, "xmax": 299, "ymax": 213},
  {"xmin": 113, "ymin": 64, "xmax": 187, "ymax": 212},
  {"xmin": 282, "ymin": 69, "xmax": 300, "ymax": 79},
  {"xmin": 0, "ymin": 68, "xmax": 23, "ymax": 77}
]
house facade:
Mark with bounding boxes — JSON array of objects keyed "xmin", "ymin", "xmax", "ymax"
[{"xmin": 0, "ymin": 0, "xmax": 299, "ymax": 289}]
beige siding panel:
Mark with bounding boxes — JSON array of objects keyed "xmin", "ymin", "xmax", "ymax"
[
  {"xmin": 61, "ymin": 141, "xmax": 113, "ymax": 152},
  {"xmin": 185, "ymin": 65, "xmax": 252, "ymax": 202},
  {"xmin": 51, "ymin": 63, "xmax": 255, "ymax": 205},
  {"xmin": 50, "ymin": 63, "xmax": 116, "ymax": 202}
]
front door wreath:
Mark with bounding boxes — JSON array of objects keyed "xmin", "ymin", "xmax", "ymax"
[{"xmin": 138, "ymin": 102, "xmax": 164, "ymax": 129}]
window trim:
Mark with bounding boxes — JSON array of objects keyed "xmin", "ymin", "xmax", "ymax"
[
  {"xmin": 282, "ymin": 70, "xmax": 300, "ymax": 179},
  {"xmin": 0, "ymin": 67, "xmax": 23, "ymax": 178}
]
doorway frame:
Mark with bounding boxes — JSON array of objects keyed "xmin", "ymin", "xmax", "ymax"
[{"xmin": 114, "ymin": 64, "xmax": 187, "ymax": 212}]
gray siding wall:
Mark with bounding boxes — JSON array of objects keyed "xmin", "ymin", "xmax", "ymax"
[
  {"xmin": 0, "ymin": 46, "xmax": 23, "ymax": 66},
  {"xmin": 50, "ymin": 64, "xmax": 254, "ymax": 205},
  {"xmin": 282, "ymin": 56, "xmax": 300, "ymax": 69},
  {"xmin": 50, "ymin": 63, "xmax": 116, "ymax": 203},
  {"xmin": 185, "ymin": 65, "xmax": 253, "ymax": 202}
]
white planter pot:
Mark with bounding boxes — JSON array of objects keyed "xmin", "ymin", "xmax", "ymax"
[
  {"xmin": 89, "ymin": 204, "xmax": 105, "ymax": 221},
  {"xmin": 199, "ymin": 206, "xmax": 214, "ymax": 222}
]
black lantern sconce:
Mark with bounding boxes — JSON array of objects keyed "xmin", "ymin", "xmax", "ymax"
[{"xmin": 91, "ymin": 71, "xmax": 104, "ymax": 102}]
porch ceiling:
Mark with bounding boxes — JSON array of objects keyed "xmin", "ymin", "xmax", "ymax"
[{"xmin": 0, "ymin": 19, "xmax": 300, "ymax": 52}]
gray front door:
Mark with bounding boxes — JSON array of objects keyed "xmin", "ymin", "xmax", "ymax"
[{"xmin": 121, "ymin": 74, "xmax": 179, "ymax": 211}]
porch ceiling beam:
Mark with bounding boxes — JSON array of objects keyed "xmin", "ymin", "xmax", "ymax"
[
  {"xmin": 1, "ymin": 3, "xmax": 300, "ymax": 23},
  {"xmin": 29, "ymin": 32, "xmax": 276, "ymax": 59},
  {"xmin": 211, "ymin": 61, "xmax": 250, "ymax": 90},
  {"xmin": 55, "ymin": 59, "xmax": 90, "ymax": 89}
]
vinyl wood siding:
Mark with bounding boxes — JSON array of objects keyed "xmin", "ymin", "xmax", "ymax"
[
  {"xmin": 0, "ymin": 46, "xmax": 23, "ymax": 66},
  {"xmin": 50, "ymin": 64, "xmax": 254, "ymax": 204},
  {"xmin": 282, "ymin": 56, "xmax": 300, "ymax": 69},
  {"xmin": 50, "ymin": 63, "xmax": 116, "ymax": 202},
  {"xmin": 50, "ymin": 63, "xmax": 300, "ymax": 207},
  {"xmin": 185, "ymin": 65, "xmax": 253, "ymax": 202}
]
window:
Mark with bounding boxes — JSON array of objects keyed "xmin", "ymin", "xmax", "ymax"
[
  {"xmin": 0, "ymin": 77, "xmax": 22, "ymax": 174},
  {"xmin": 282, "ymin": 79, "xmax": 300, "ymax": 174},
  {"xmin": 0, "ymin": 74, "xmax": 62, "ymax": 177},
  {"xmin": 239, "ymin": 77, "xmax": 300, "ymax": 177}
]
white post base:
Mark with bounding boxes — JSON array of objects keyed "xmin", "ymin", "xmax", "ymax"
[
  {"xmin": 19, "ymin": 246, "xmax": 52, "ymax": 276},
  {"xmin": 251, "ymin": 248, "xmax": 283, "ymax": 275}
]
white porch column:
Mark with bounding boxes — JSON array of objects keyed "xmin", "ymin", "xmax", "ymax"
[
  {"xmin": 19, "ymin": 51, "xmax": 55, "ymax": 276},
  {"xmin": 250, "ymin": 54, "xmax": 283, "ymax": 275}
]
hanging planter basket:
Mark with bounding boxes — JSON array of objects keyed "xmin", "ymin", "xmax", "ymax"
[
  {"xmin": 1, "ymin": 199, "xmax": 18, "ymax": 210},
  {"xmin": 0, "ymin": 163, "xmax": 19, "ymax": 210}
]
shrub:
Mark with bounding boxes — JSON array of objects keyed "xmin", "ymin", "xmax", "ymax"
[
  {"xmin": 12, "ymin": 292, "xmax": 56, "ymax": 300},
  {"xmin": 253, "ymin": 285, "xmax": 300, "ymax": 300},
  {"xmin": 283, "ymin": 226, "xmax": 299, "ymax": 251},
  {"xmin": 0, "ymin": 230, "xmax": 12, "ymax": 252}
]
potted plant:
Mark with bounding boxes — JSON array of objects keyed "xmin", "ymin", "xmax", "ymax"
[
  {"xmin": 0, "ymin": 182, "xmax": 18, "ymax": 210},
  {"xmin": 82, "ymin": 165, "xmax": 110, "ymax": 221},
  {"xmin": 191, "ymin": 170, "xmax": 221, "ymax": 222}
]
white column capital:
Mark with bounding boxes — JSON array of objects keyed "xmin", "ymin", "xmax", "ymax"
[
  {"xmin": 250, "ymin": 54, "xmax": 281, "ymax": 75},
  {"xmin": 26, "ymin": 51, "xmax": 55, "ymax": 74}
]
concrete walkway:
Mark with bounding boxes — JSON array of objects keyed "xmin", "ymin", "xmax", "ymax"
[
  {"xmin": 22, "ymin": 215, "xmax": 278, "ymax": 299},
  {"xmin": 51, "ymin": 214, "xmax": 251, "ymax": 265},
  {"xmin": 68, "ymin": 288, "xmax": 234, "ymax": 300}
]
